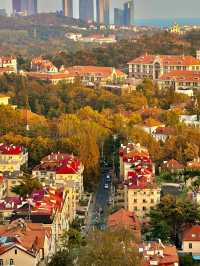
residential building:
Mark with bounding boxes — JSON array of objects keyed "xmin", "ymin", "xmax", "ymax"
[
  {"xmin": 0, "ymin": 219, "xmax": 52, "ymax": 266},
  {"xmin": 0, "ymin": 56, "xmax": 17, "ymax": 73},
  {"xmin": 107, "ymin": 208, "xmax": 141, "ymax": 240},
  {"xmin": 152, "ymin": 126, "xmax": 175, "ymax": 142},
  {"xmin": 179, "ymin": 114, "xmax": 200, "ymax": 127},
  {"xmin": 96, "ymin": 0, "xmax": 110, "ymax": 25},
  {"xmin": 63, "ymin": 65, "xmax": 126, "ymax": 84},
  {"xmin": 182, "ymin": 225, "xmax": 200, "ymax": 256},
  {"xmin": 78, "ymin": 34, "xmax": 117, "ymax": 44},
  {"xmin": 124, "ymin": 1, "xmax": 134, "ymax": 26},
  {"xmin": 63, "ymin": 0, "xmax": 73, "ymax": 17},
  {"xmin": 161, "ymin": 159, "xmax": 184, "ymax": 173},
  {"xmin": 26, "ymin": 72, "xmax": 75, "ymax": 85},
  {"xmin": 139, "ymin": 118, "xmax": 165, "ymax": 135},
  {"xmin": 32, "ymin": 153, "xmax": 84, "ymax": 199},
  {"xmin": 0, "ymin": 176, "xmax": 7, "ymax": 200},
  {"xmin": 31, "ymin": 57, "xmax": 58, "ymax": 73},
  {"xmin": 79, "ymin": 0, "xmax": 94, "ymax": 22},
  {"xmin": 139, "ymin": 241, "xmax": 179, "ymax": 266},
  {"xmin": 128, "ymin": 54, "xmax": 200, "ymax": 80},
  {"xmin": 0, "ymin": 144, "xmax": 28, "ymax": 173},
  {"xmin": 170, "ymin": 22, "xmax": 182, "ymax": 35}
]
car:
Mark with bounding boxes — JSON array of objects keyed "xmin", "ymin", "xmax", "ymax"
[
  {"xmin": 104, "ymin": 183, "xmax": 109, "ymax": 189},
  {"xmin": 106, "ymin": 175, "xmax": 111, "ymax": 181}
]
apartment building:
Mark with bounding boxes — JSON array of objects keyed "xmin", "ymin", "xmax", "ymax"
[{"xmin": 0, "ymin": 56, "xmax": 17, "ymax": 73}]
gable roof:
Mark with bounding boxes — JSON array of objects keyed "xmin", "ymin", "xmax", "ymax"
[
  {"xmin": 128, "ymin": 54, "xmax": 200, "ymax": 66},
  {"xmin": 183, "ymin": 225, "xmax": 200, "ymax": 241}
]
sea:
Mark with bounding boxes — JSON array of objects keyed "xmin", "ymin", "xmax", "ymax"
[{"xmin": 134, "ymin": 18, "xmax": 200, "ymax": 27}]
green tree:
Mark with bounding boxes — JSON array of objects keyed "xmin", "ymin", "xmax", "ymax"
[
  {"xmin": 48, "ymin": 250, "xmax": 73, "ymax": 266},
  {"xmin": 78, "ymin": 229, "xmax": 140, "ymax": 266}
]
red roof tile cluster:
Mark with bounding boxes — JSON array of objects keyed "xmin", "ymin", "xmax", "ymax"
[
  {"xmin": 34, "ymin": 153, "xmax": 82, "ymax": 175},
  {"xmin": 159, "ymin": 70, "xmax": 200, "ymax": 82},
  {"xmin": 0, "ymin": 143, "xmax": 24, "ymax": 155},
  {"xmin": 31, "ymin": 57, "xmax": 57, "ymax": 71},
  {"xmin": 155, "ymin": 127, "xmax": 175, "ymax": 135},
  {"xmin": 139, "ymin": 241, "xmax": 179, "ymax": 266},
  {"xmin": 183, "ymin": 224, "xmax": 200, "ymax": 241},
  {"xmin": 26, "ymin": 71, "xmax": 74, "ymax": 80},
  {"xmin": 142, "ymin": 118, "xmax": 164, "ymax": 128},
  {"xmin": 162, "ymin": 159, "xmax": 184, "ymax": 171},
  {"xmin": 0, "ymin": 219, "xmax": 51, "ymax": 257},
  {"xmin": 128, "ymin": 54, "xmax": 200, "ymax": 66},
  {"xmin": 64, "ymin": 65, "xmax": 126, "ymax": 78},
  {"xmin": 119, "ymin": 143, "xmax": 156, "ymax": 189}
]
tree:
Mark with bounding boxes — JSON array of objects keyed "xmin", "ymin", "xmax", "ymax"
[
  {"xmin": 184, "ymin": 143, "xmax": 199, "ymax": 161},
  {"xmin": 149, "ymin": 195, "xmax": 200, "ymax": 246},
  {"xmin": 78, "ymin": 229, "xmax": 141, "ymax": 266},
  {"xmin": 11, "ymin": 173, "xmax": 42, "ymax": 198},
  {"xmin": 48, "ymin": 250, "xmax": 73, "ymax": 266}
]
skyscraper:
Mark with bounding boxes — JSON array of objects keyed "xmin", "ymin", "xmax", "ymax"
[
  {"xmin": 114, "ymin": 8, "xmax": 124, "ymax": 25},
  {"xmin": 63, "ymin": 0, "xmax": 73, "ymax": 17},
  {"xmin": 124, "ymin": 1, "xmax": 134, "ymax": 26},
  {"xmin": 12, "ymin": 0, "xmax": 37, "ymax": 15},
  {"xmin": 96, "ymin": 0, "xmax": 110, "ymax": 25},
  {"xmin": 79, "ymin": 0, "xmax": 94, "ymax": 22},
  {"xmin": 12, "ymin": 0, "xmax": 21, "ymax": 13}
]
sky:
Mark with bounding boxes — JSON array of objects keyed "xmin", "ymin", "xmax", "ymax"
[{"xmin": 1, "ymin": 0, "xmax": 200, "ymax": 20}]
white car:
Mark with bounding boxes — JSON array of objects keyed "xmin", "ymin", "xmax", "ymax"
[
  {"xmin": 104, "ymin": 183, "xmax": 109, "ymax": 189},
  {"xmin": 106, "ymin": 175, "xmax": 110, "ymax": 180}
]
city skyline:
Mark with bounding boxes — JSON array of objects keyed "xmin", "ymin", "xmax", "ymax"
[{"xmin": 1, "ymin": 0, "xmax": 200, "ymax": 20}]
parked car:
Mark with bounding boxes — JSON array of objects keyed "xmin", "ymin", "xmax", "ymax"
[{"xmin": 104, "ymin": 183, "xmax": 109, "ymax": 189}]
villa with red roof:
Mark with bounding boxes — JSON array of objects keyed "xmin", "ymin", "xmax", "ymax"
[
  {"xmin": 0, "ymin": 143, "xmax": 28, "ymax": 173},
  {"xmin": 139, "ymin": 118, "xmax": 165, "ymax": 135},
  {"xmin": 139, "ymin": 241, "xmax": 179, "ymax": 266},
  {"xmin": 31, "ymin": 57, "xmax": 58, "ymax": 73},
  {"xmin": 182, "ymin": 225, "xmax": 200, "ymax": 256},
  {"xmin": 161, "ymin": 159, "xmax": 184, "ymax": 173},
  {"xmin": 32, "ymin": 153, "xmax": 84, "ymax": 199},
  {"xmin": 128, "ymin": 53, "xmax": 200, "ymax": 80},
  {"xmin": 0, "ymin": 219, "xmax": 53, "ymax": 266}
]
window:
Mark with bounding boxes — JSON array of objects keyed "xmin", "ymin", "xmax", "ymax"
[
  {"xmin": 189, "ymin": 243, "xmax": 192, "ymax": 249},
  {"xmin": 134, "ymin": 207, "xmax": 137, "ymax": 211},
  {"xmin": 15, "ymin": 249, "xmax": 17, "ymax": 254},
  {"xmin": 0, "ymin": 259, "xmax": 3, "ymax": 266},
  {"xmin": 151, "ymin": 199, "xmax": 154, "ymax": 204},
  {"xmin": 134, "ymin": 199, "xmax": 137, "ymax": 203},
  {"xmin": 142, "ymin": 207, "xmax": 146, "ymax": 211},
  {"xmin": 10, "ymin": 259, "xmax": 14, "ymax": 265}
]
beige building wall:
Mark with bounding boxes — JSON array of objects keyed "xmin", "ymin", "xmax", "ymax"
[
  {"xmin": 0, "ymin": 247, "xmax": 40, "ymax": 266},
  {"xmin": 182, "ymin": 241, "xmax": 200, "ymax": 254},
  {"xmin": 127, "ymin": 187, "xmax": 161, "ymax": 218}
]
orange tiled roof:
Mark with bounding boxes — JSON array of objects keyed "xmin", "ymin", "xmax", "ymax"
[
  {"xmin": 162, "ymin": 159, "xmax": 184, "ymax": 170},
  {"xmin": 26, "ymin": 71, "xmax": 74, "ymax": 80},
  {"xmin": 108, "ymin": 208, "xmax": 140, "ymax": 230},
  {"xmin": 128, "ymin": 54, "xmax": 200, "ymax": 66},
  {"xmin": 143, "ymin": 118, "xmax": 164, "ymax": 127},
  {"xmin": 64, "ymin": 65, "xmax": 126, "ymax": 78},
  {"xmin": 183, "ymin": 224, "xmax": 200, "ymax": 241},
  {"xmin": 159, "ymin": 70, "xmax": 200, "ymax": 82}
]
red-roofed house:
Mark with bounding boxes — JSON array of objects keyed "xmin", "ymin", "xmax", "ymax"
[
  {"xmin": 139, "ymin": 241, "xmax": 179, "ymax": 266},
  {"xmin": 31, "ymin": 57, "xmax": 58, "ymax": 73},
  {"xmin": 0, "ymin": 219, "xmax": 53, "ymax": 266},
  {"xmin": 139, "ymin": 118, "xmax": 165, "ymax": 135},
  {"xmin": 32, "ymin": 153, "xmax": 84, "ymax": 199},
  {"xmin": 107, "ymin": 208, "xmax": 141, "ymax": 240},
  {"xmin": 153, "ymin": 127, "xmax": 175, "ymax": 142},
  {"xmin": 62, "ymin": 65, "xmax": 127, "ymax": 84},
  {"xmin": 182, "ymin": 225, "xmax": 200, "ymax": 255},
  {"xmin": 161, "ymin": 159, "xmax": 184, "ymax": 173},
  {"xmin": 0, "ymin": 143, "xmax": 28, "ymax": 172},
  {"xmin": 128, "ymin": 53, "xmax": 200, "ymax": 80},
  {"xmin": 158, "ymin": 70, "xmax": 200, "ymax": 96}
]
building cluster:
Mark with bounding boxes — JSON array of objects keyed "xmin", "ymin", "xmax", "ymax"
[
  {"xmin": 0, "ymin": 56, "xmax": 17, "ymax": 75},
  {"xmin": 65, "ymin": 33, "xmax": 117, "ymax": 44},
  {"xmin": 128, "ymin": 50, "xmax": 200, "ymax": 96},
  {"xmin": 114, "ymin": 1, "xmax": 134, "ymax": 26},
  {"xmin": 0, "ymin": 143, "xmax": 89, "ymax": 265},
  {"xmin": 25, "ymin": 56, "xmax": 127, "ymax": 85},
  {"xmin": 12, "ymin": 0, "xmax": 37, "ymax": 16}
]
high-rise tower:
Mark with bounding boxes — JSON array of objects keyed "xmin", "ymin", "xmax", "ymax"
[
  {"xmin": 13, "ymin": 0, "xmax": 37, "ymax": 15},
  {"xmin": 63, "ymin": 0, "xmax": 73, "ymax": 17},
  {"xmin": 79, "ymin": 0, "xmax": 94, "ymax": 22},
  {"xmin": 12, "ymin": 0, "xmax": 21, "ymax": 13},
  {"xmin": 124, "ymin": 0, "xmax": 134, "ymax": 26},
  {"xmin": 96, "ymin": 0, "xmax": 110, "ymax": 25}
]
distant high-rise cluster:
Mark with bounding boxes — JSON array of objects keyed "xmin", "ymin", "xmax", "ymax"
[
  {"xmin": 114, "ymin": 0, "xmax": 134, "ymax": 26},
  {"xmin": 79, "ymin": 0, "xmax": 94, "ymax": 22},
  {"xmin": 62, "ymin": 0, "xmax": 73, "ymax": 17},
  {"xmin": 12, "ymin": 0, "xmax": 37, "ymax": 16}
]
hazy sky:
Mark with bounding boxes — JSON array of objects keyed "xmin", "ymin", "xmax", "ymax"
[{"xmin": 1, "ymin": 0, "xmax": 200, "ymax": 19}]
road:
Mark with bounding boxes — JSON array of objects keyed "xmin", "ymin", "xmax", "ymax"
[{"xmin": 87, "ymin": 167, "xmax": 113, "ymax": 232}]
